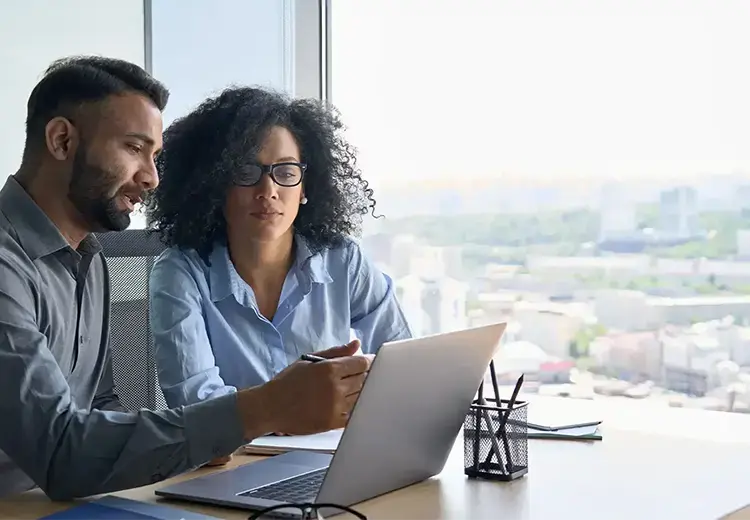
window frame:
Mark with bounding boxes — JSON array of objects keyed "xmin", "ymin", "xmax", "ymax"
[{"xmin": 142, "ymin": 0, "xmax": 329, "ymax": 100}]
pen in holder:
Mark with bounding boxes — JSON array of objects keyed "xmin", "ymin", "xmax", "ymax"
[{"xmin": 464, "ymin": 361, "xmax": 528, "ymax": 481}]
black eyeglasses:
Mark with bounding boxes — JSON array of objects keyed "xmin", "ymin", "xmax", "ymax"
[
  {"xmin": 234, "ymin": 162, "xmax": 307, "ymax": 188},
  {"xmin": 247, "ymin": 502, "xmax": 367, "ymax": 519}
]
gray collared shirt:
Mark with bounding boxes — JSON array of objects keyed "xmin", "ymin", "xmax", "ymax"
[{"xmin": 0, "ymin": 176, "xmax": 245, "ymax": 500}]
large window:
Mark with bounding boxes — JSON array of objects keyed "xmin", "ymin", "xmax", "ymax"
[
  {"xmin": 331, "ymin": 0, "xmax": 750, "ymax": 412},
  {"xmin": 0, "ymin": 1, "xmax": 145, "ymax": 180},
  {"xmin": 1, "ymin": 0, "xmax": 321, "ymax": 230}
]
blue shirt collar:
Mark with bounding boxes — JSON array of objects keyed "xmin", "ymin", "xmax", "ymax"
[{"xmin": 208, "ymin": 235, "xmax": 332, "ymax": 304}]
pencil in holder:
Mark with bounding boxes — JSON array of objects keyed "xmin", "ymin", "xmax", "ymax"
[{"xmin": 463, "ymin": 362, "xmax": 528, "ymax": 481}]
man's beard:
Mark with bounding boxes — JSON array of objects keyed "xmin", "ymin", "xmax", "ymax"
[{"xmin": 68, "ymin": 146, "xmax": 131, "ymax": 232}]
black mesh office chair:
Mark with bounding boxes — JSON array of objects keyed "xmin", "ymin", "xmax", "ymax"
[{"xmin": 98, "ymin": 229, "xmax": 168, "ymax": 411}]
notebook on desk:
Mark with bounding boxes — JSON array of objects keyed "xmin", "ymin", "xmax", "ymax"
[
  {"xmin": 466, "ymin": 416, "xmax": 603, "ymax": 441},
  {"xmin": 466, "ymin": 400, "xmax": 604, "ymax": 441},
  {"xmin": 527, "ymin": 423, "xmax": 602, "ymax": 440},
  {"xmin": 253, "ymin": 418, "xmax": 602, "ymax": 455},
  {"xmin": 39, "ymin": 495, "xmax": 221, "ymax": 520},
  {"xmin": 242, "ymin": 429, "xmax": 343, "ymax": 455},
  {"xmin": 526, "ymin": 406, "xmax": 602, "ymax": 431}
]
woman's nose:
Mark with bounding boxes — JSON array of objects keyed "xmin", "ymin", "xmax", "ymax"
[{"xmin": 255, "ymin": 172, "xmax": 279, "ymax": 199}]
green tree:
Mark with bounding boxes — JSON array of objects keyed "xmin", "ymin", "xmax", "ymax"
[{"xmin": 570, "ymin": 323, "xmax": 608, "ymax": 358}]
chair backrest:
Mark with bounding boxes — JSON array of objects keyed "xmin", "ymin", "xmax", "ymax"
[{"xmin": 97, "ymin": 229, "xmax": 168, "ymax": 411}]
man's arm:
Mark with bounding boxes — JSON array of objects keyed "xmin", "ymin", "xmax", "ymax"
[
  {"xmin": 0, "ymin": 259, "xmax": 248, "ymax": 500},
  {"xmin": 91, "ymin": 348, "xmax": 127, "ymax": 412}
]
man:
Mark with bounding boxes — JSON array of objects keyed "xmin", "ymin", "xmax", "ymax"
[{"xmin": 0, "ymin": 56, "xmax": 370, "ymax": 500}]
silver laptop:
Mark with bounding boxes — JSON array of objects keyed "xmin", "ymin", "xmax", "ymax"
[{"xmin": 155, "ymin": 322, "xmax": 507, "ymax": 517}]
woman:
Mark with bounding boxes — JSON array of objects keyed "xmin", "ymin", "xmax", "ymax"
[{"xmin": 146, "ymin": 86, "xmax": 411, "ymax": 411}]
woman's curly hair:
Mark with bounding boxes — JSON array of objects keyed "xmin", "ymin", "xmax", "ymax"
[{"xmin": 145, "ymin": 86, "xmax": 376, "ymax": 255}]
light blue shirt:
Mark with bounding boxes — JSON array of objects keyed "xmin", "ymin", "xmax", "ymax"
[{"xmin": 149, "ymin": 236, "xmax": 412, "ymax": 408}]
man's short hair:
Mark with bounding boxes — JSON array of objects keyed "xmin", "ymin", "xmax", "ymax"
[{"xmin": 24, "ymin": 55, "xmax": 169, "ymax": 153}]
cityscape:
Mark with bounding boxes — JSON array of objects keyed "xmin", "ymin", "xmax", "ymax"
[{"xmin": 360, "ymin": 175, "xmax": 750, "ymax": 414}]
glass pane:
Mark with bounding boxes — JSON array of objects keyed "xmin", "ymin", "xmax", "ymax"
[
  {"xmin": 332, "ymin": 0, "xmax": 750, "ymax": 413},
  {"xmin": 0, "ymin": 1, "xmax": 144, "ymax": 185}
]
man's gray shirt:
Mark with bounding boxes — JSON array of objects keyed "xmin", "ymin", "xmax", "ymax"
[{"xmin": 0, "ymin": 176, "xmax": 245, "ymax": 500}]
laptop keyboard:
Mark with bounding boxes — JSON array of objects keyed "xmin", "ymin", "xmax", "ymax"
[{"xmin": 238, "ymin": 468, "xmax": 327, "ymax": 502}]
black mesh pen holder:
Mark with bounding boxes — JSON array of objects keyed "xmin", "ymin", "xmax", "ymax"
[{"xmin": 463, "ymin": 362, "xmax": 529, "ymax": 481}]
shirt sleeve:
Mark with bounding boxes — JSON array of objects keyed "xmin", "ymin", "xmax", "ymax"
[
  {"xmin": 0, "ymin": 254, "xmax": 245, "ymax": 500},
  {"xmin": 91, "ymin": 347, "xmax": 127, "ymax": 412},
  {"xmin": 149, "ymin": 251, "xmax": 236, "ymax": 408},
  {"xmin": 347, "ymin": 241, "xmax": 412, "ymax": 353}
]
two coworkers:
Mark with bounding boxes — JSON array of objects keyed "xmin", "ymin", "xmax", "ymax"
[{"xmin": 0, "ymin": 55, "xmax": 410, "ymax": 501}]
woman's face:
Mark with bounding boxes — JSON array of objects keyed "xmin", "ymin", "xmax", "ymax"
[{"xmin": 224, "ymin": 126, "xmax": 306, "ymax": 245}]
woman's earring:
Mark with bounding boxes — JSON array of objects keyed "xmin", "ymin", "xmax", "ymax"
[{"xmin": 300, "ymin": 197, "xmax": 308, "ymax": 205}]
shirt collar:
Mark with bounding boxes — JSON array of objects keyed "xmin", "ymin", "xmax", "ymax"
[
  {"xmin": 208, "ymin": 234, "xmax": 332, "ymax": 304},
  {"xmin": 208, "ymin": 245, "xmax": 239, "ymax": 303},
  {"xmin": 0, "ymin": 176, "xmax": 102, "ymax": 260}
]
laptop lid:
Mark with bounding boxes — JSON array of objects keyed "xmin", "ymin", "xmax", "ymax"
[{"xmin": 315, "ymin": 322, "xmax": 506, "ymax": 506}]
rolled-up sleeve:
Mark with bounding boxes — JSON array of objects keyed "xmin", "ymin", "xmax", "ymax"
[
  {"xmin": 149, "ymin": 251, "xmax": 236, "ymax": 408},
  {"xmin": 0, "ymin": 256, "xmax": 245, "ymax": 500},
  {"xmin": 347, "ymin": 242, "xmax": 412, "ymax": 353}
]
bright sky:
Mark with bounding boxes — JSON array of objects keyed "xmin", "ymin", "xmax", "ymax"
[{"xmin": 331, "ymin": 0, "xmax": 750, "ymax": 187}]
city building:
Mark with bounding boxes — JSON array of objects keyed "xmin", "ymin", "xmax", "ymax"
[
  {"xmin": 594, "ymin": 290, "xmax": 659, "ymax": 331},
  {"xmin": 395, "ymin": 275, "xmax": 468, "ymax": 337},
  {"xmin": 598, "ymin": 182, "xmax": 638, "ymax": 242},
  {"xmin": 658, "ymin": 186, "xmax": 701, "ymax": 242},
  {"xmin": 589, "ymin": 332, "xmax": 662, "ymax": 381},
  {"xmin": 511, "ymin": 300, "xmax": 589, "ymax": 358},
  {"xmin": 492, "ymin": 340, "xmax": 573, "ymax": 384},
  {"xmin": 737, "ymin": 229, "xmax": 750, "ymax": 260},
  {"xmin": 594, "ymin": 290, "xmax": 750, "ymax": 330}
]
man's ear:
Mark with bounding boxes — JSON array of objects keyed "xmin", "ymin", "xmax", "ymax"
[{"xmin": 44, "ymin": 117, "xmax": 78, "ymax": 161}]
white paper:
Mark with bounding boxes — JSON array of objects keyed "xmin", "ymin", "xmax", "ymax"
[{"xmin": 243, "ymin": 429, "xmax": 344, "ymax": 454}]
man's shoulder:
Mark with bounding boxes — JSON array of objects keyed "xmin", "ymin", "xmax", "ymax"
[
  {"xmin": 0, "ymin": 202, "xmax": 19, "ymax": 244},
  {"xmin": 0, "ymin": 213, "xmax": 38, "ymax": 289},
  {"xmin": 0, "ymin": 242, "xmax": 40, "ymax": 321}
]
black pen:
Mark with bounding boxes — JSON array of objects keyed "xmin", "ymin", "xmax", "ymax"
[
  {"xmin": 477, "ymin": 380, "xmax": 504, "ymax": 471},
  {"xmin": 483, "ymin": 373, "xmax": 524, "ymax": 469},
  {"xmin": 301, "ymin": 353, "xmax": 326, "ymax": 363},
  {"xmin": 473, "ymin": 380, "xmax": 484, "ymax": 472},
  {"xmin": 490, "ymin": 364, "xmax": 514, "ymax": 473}
]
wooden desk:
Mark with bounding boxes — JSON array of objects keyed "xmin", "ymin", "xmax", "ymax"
[{"xmin": 3, "ymin": 398, "xmax": 750, "ymax": 520}]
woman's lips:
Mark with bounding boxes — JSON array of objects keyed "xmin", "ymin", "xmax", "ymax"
[{"xmin": 250, "ymin": 212, "xmax": 282, "ymax": 220}]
